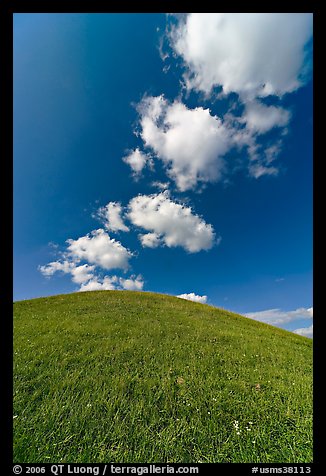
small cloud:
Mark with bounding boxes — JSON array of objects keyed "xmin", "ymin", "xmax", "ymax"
[
  {"xmin": 96, "ymin": 202, "xmax": 129, "ymax": 233},
  {"xmin": 293, "ymin": 324, "xmax": 313, "ymax": 338},
  {"xmin": 48, "ymin": 241, "xmax": 59, "ymax": 249},
  {"xmin": 240, "ymin": 100, "xmax": 291, "ymax": 134},
  {"xmin": 245, "ymin": 307, "xmax": 313, "ymax": 325},
  {"xmin": 248, "ymin": 163, "xmax": 279, "ymax": 179},
  {"xmin": 119, "ymin": 275, "xmax": 144, "ymax": 291},
  {"xmin": 39, "ymin": 261, "xmax": 96, "ymax": 285},
  {"xmin": 275, "ymin": 277, "xmax": 285, "ymax": 282},
  {"xmin": 38, "ymin": 260, "xmax": 72, "ymax": 277},
  {"xmin": 122, "ymin": 148, "xmax": 152, "ymax": 176},
  {"xmin": 139, "ymin": 232, "xmax": 162, "ymax": 249},
  {"xmin": 79, "ymin": 275, "xmax": 118, "ymax": 292},
  {"xmin": 177, "ymin": 293, "xmax": 207, "ymax": 304},
  {"xmin": 151, "ymin": 181, "xmax": 170, "ymax": 190}
]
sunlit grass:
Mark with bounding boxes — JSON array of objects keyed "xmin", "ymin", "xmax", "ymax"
[{"xmin": 13, "ymin": 291, "xmax": 312, "ymax": 463}]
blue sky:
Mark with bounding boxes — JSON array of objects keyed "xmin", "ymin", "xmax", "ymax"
[{"xmin": 13, "ymin": 13, "xmax": 313, "ymax": 337}]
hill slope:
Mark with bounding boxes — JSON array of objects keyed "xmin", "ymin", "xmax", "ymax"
[{"xmin": 13, "ymin": 291, "xmax": 312, "ymax": 463}]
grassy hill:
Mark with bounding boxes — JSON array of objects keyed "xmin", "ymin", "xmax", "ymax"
[{"xmin": 13, "ymin": 291, "xmax": 313, "ymax": 463}]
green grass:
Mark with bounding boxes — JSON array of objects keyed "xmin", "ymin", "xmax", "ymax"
[{"xmin": 13, "ymin": 290, "xmax": 312, "ymax": 463}]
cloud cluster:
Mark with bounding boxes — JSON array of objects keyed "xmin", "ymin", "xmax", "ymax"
[
  {"xmin": 39, "ymin": 228, "xmax": 141, "ymax": 292},
  {"xmin": 121, "ymin": 15, "xmax": 312, "ymax": 185},
  {"xmin": 177, "ymin": 292, "xmax": 207, "ymax": 304},
  {"xmin": 125, "ymin": 93, "xmax": 294, "ymax": 186},
  {"xmin": 245, "ymin": 307, "xmax": 313, "ymax": 326},
  {"xmin": 39, "ymin": 245, "xmax": 144, "ymax": 293},
  {"xmin": 127, "ymin": 191, "xmax": 216, "ymax": 252},
  {"xmin": 154, "ymin": 13, "xmax": 312, "ymax": 180},
  {"xmin": 39, "ymin": 191, "xmax": 218, "ymax": 295},
  {"xmin": 39, "ymin": 14, "xmax": 312, "ymax": 311},
  {"xmin": 169, "ymin": 13, "xmax": 312, "ymax": 98}
]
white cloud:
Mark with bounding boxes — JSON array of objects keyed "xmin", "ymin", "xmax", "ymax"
[
  {"xmin": 248, "ymin": 163, "xmax": 279, "ymax": 179},
  {"xmin": 97, "ymin": 202, "xmax": 129, "ymax": 232},
  {"xmin": 293, "ymin": 324, "xmax": 313, "ymax": 338},
  {"xmin": 138, "ymin": 95, "xmax": 231, "ymax": 191},
  {"xmin": 39, "ymin": 260, "xmax": 95, "ymax": 284},
  {"xmin": 151, "ymin": 180, "xmax": 170, "ymax": 190},
  {"xmin": 119, "ymin": 275, "xmax": 144, "ymax": 291},
  {"xmin": 39, "ymin": 222, "xmax": 144, "ymax": 293},
  {"xmin": 177, "ymin": 292, "xmax": 207, "ymax": 304},
  {"xmin": 137, "ymin": 94, "xmax": 290, "ymax": 187},
  {"xmin": 79, "ymin": 275, "xmax": 118, "ymax": 292},
  {"xmin": 40, "ymin": 255, "xmax": 144, "ymax": 293},
  {"xmin": 139, "ymin": 232, "xmax": 162, "ymax": 249},
  {"xmin": 127, "ymin": 191, "xmax": 217, "ymax": 253},
  {"xmin": 66, "ymin": 229, "xmax": 132, "ymax": 271},
  {"xmin": 78, "ymin": 274, "xmax": 144, "ymax": 292},
  {"xmin": 169, "ymin": 13, "xmax": 312, "ymax": 98},
  {"xmin": 229, "ymin": 122, "xmax": 285, "ymax": 178},
  {"xmin": 158, "ymin": 14, "xmax": 312, "ymax": 183},
  {"xmin": 122, "ymin": 148, "xmax": 152, "ymax": 175},
  {"xmin": 70, "ymin": 264, "xmax": 96, "ymax": 284},
  {"xmin": 38, "ymin": 260, "xmax": 72, "ymax": 277},
  {"xmin": 245, "ymin": 307, "xmax": 313, "ymax": 326},
  {"xmin": 241, "ymin": 101, "xmax": 291, "ymax": 134}
]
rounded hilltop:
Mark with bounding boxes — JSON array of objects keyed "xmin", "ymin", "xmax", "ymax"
[{"xmin": 14, "ymin": 290, "xmax": 312, "ymax": 463}]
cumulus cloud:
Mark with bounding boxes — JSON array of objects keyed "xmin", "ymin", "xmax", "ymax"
[
  {"xmin": 79, "ymin": 275, "xmax": 118, "ymax": 292},
  {"xmin": 39, "ymin": 215, "xmax": 145, "ymax": 293},
  {"xmin": 139, "ymin": 232, "xmax": 162, "ymax": 248},
  {"xmin": 138, "ymin": 95, "xmax": 231, "ymax": 191},
  {"xmin": 38, "ymin": 260, "xmax": 72, "ymax": 277},
  {"xmin": 79, "ymin": 274, "xmax": 144, "ymax": 292},
  {"xmin": 119, "ymin": 275, "xmax": 144, "ymax": 291},
  {"xmin": 70, "ymin": 264, "xmax": 96, "ymax": 284},
  {"xmin": 66, "ymin": 229, "xmax": 132, "ymax": 271},
  {"xmin": 293, "ymin": 324, "xmax": 313, "ymax": 338},
  {"xmin": 128, "ymin": 15, "xmax": 311, "ymax": 187},
  {"xmin": 136, "ymin": 93, "xmax": 291, "ymax": 185},
  {"xmin": 169, "ymin": 13, "xmax": 312, "ymax": 98},
  {"xmin": 40, "ymin": 255, "xmax": 144, "ymax": 293},
  {"xmin": 241, "ymin": 101, "xmax": 291, "ymax": 134},
  {"xmin": 122, "ymin": 148, "xmax": 152, "ymax": 175},
  {"xmin": 97, "ymin": 202, "xmax": 129, "ymax": 232},
  {"xmin": 127, "ymin": 191, "xmax": 217, "ymax": 252},
  {"xmin": 177, "ymin": 292, "xmax": 207, "ymax": 304},
  {"xmin": 39, "ymin": 260, "xmax": 96, "ymax": 284},
  {"xmin": 245, "ymin": 307, "xmax": 313, "ymax": 325}
]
